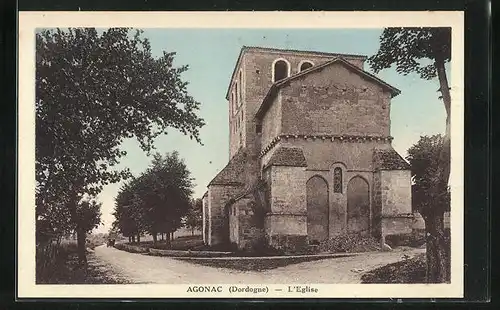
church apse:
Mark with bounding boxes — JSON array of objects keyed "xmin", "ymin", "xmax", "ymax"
[{"xmin": 204, "ymin": 46, "xmax": 412, "ymax": 252}]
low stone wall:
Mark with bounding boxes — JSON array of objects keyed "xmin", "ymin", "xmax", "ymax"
[
  {"xmin": 177, "ymin": 252, "xmax": 357, "ymax": 261},
  {"xmin": 114, "ymin": 243, "xmax": 149, "ymax": 253},
  {"xmin": 381, "ymin": 214, "xmax": 414, "ymax": 236},
  {"xmin": 114, "ymin": 242, "xmax": 233, "ymax": 257},
  {"xmin": 412, "ymin": 212, "xmax": 450, "ymax": 231},
  {"xmin": 148, "ymin": 248, "xmax": 233, "ymax": 257}
]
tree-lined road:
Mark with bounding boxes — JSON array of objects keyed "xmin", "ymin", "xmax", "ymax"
[{"xmin": 94, "ymin": 245, "xmax": 425, "ymax": 284}]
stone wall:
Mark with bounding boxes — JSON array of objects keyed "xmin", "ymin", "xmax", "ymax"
[
  {"xmin": 265, "ymin": 213, "xmax": 307, "ymax": 236},
  {"xmin": 216, "ymin": 47, "xmax": 411, "ymax": 252},
  {"xmin": 284, "ymin": 139, "xmax": 389, "ymax": 171},
  {"xmin": 378, "ymin": 170, "xmax": 413, "ymax": 239},
  {"xmin": 381, "ymin": 215, "xmax": 414, "ymax": 236},
  {"xmin": 412, "ymin": 212, "xmax": 451, "ymax": 231},
  {"xmin": 264, "ymin": 165, "xmax": 308, "ymax": 251},
  {"xmin": 207, "ymin": 184, "xmax": 243, "ymax": 246},
  {"xmin": 228, "ymin": 203, "xmax": 239, "ymax": 246},
  {"xmin": 269, "ymin": 166, "xmax": 307, "ymax": 214},
  {"xmin": 280, "ymin": 63, "xmax": 392, "ymax": 138},
  {"xmin": 305, "ymin": 169, "xmax": 345, "ymax": 237},
  {"xmin": 306, "ymin": 175, "xmax": 330, "ymax": 242},
  {"xmin": 380, "ymin": 170, "xmax": 412, "ymax": 216},
  {"xmin": 372, "ymin": 171, "xmax": 383, "ymax": 239},
  {"xmin": 202, "ymin": 193, "xmax": 209, "ymax": 244},
  {"xmin": 229, "ymin": 105, "xmax": 246, "ymax": 158},
  {"xmin": 261, "ymin": 93, "xmax": 282, "ymax": 150},
  {"xmin": 238, "ymin": 49, "xmax": 365, "ymax": 161},
  {"xmin": 261, "ymin": 139, "xmax": 391, "ymax": 239},
  {"xmin": 228, "ymin": 63, "xmax": 247, "ymax": 158},
  {"xmin": 255, "ymin": 54, "xmax": 397, "ymax": 244},
  {"xmin": 229, "ymin": 197, "xmax": 265, "ymax": 250}
]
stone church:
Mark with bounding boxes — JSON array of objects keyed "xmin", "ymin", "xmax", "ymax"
[{"xmin": 202, "ymin": 46, "xmax": 413, "ymax": 252}]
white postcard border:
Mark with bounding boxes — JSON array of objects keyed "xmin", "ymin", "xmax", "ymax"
[{"xmin": 18, "ymin": 11, "xmax": 465, "ymax": 299}]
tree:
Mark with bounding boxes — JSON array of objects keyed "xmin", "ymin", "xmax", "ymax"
[
  {"xmin": 74, "ymin": 199, "xmax": 102, "ymax": 261},
  {"xmin": 112, "ymin": 151, "xmax": 193, "ymax": 247},
  {"xmin": 36, "ymin": 199, "xmax": 73, "ymax": 245},
  {"xmin": 184, "ymin": 198, "xmax": 203, "ymax": 235},
  {"xmin": 113, "ymin": 177, "xmax": 147, "ymax": 243},
  {"xmin": 407, "ymin": 135, "xmax": 451, "ymax": 282},
  {"xmin": 36, "ymin": 28, "xmax": 204, "ymax": 264},
  {"xmin": 368, "ymin": 27, "xmax": 451, "ymax": 283}
]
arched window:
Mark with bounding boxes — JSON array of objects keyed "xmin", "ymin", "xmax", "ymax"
[
  {"xmin": 238, "ymin": 70, "xmax": 243, "ymax": 104},
  {"xmin": 333, "ymin": 167, "xmax": 343, "ymax": 193},
  {"xmin": 231, "ymin": 92, "xmax": 235, "ymax": 115},
  {"xmin": 299, "ymin": 61, "xmax": 314, "ymax": 72},
  {"xmin": 273, "ymin": 59, "xmax": 289, "ymax": 82},
  {"xmin": 235, "ymin": 82, "xmax": 239, "ymax": 106}
]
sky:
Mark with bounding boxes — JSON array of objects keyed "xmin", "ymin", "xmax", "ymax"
[{"xmin": 93, "ymin": 28, "xmax": 447, "ymax": 233}]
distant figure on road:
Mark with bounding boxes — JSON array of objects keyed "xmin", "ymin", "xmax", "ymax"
[{"xmin": 107, "ymin": 238, "xmax": 115, "ymax": 247}]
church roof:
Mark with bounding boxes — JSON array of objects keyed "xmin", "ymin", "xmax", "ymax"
[
  {"xmin": 255, "ymin": 57, "xmax": 401, "ymax": 120},
  {"xmin": 225, "ymin": 46, "xmax": 368, "ymax": 100},
  {"xmin": 263, "ymin": 147, "xmax": 308, "ymax": 170},
  {"xmin": 373, "ymin": 148, "xmax": 411, "ymax": 171},
  {"xmin": 208, "ymin": 149, "xmax": 247, "ymax": 186}
]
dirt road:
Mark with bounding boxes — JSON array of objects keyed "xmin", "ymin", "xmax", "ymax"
[{"xmin": 94, "ymin": 245, "xmax": 425, "ymax": 284}]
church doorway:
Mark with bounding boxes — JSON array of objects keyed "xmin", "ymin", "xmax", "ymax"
[
  {"xmin": 306, "ymin": 176, "xmax": 329, "ymax": 243},
  {"xmin": 347, "ymin": 176, "xmax": 370, "ymax": 235}
]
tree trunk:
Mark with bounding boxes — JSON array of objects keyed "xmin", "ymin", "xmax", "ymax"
[
  {"xmin": 165, "ymin": 234, "xmax": 171, "ymax": 249},
  {"xmin": 425, "ymin": 56, "xmax": 451, "ymax": 283},
  {"xmin": 76, "ymin": 225, "xmax": 87, "ymax": 266},
  {"xmin": 152, "ymin": 232, "xmax": 157, "ymax": 246},
  {"xmin": 423, "ymin": 213, "xmax": 450, "ymax": 283},
  {"xmin": 435, "ymin": 57, "xmax": 451, "ymax": 187},
  {"xmin": 68, "ymin": 193, "xmax": 87, "ymax": 266},
  {"xmin": 191, "ymin": 228, "xmax": 194, "ymax": 236},
  {"xmin": 137, "ymin": 234, "xmax": 141, "ymax": 243}
]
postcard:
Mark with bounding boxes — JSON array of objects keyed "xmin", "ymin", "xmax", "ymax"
[{"xmin": 18, "ymin": 11, "xmax": 464, "ymax": 299}]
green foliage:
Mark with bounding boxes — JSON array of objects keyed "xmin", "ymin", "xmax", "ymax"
[
  {"xmin": 113, "ymin": 151, "xmax": 194, "ymax": 240},
  {"xmin": 371, "ymin": 27, "xmax": 452, "ymax": 283},
  {"xmin": 112, "ymin": 176, "xmax": 148, "ymax": 238},
  {"xmin": 36, "ymin": 201, "xmax": 74, "ymax": 242},
  {"xmin": 361, "ymin": 253, "xmax": 427, "ymax": 284},
  {"xmin": 75, "ymin": 199, "xmax": 102, "ymax": 233},
  {"xmin": 406, "ymin": 134, "xmax": 451, "ymax": 215},
  {"xmin": 35, "ymin": 27, "xmax": 204, "ymax": 241},
  {"xmin": 184, "ymin": 198, "xmax": 203, "ymax": 232},
  {"xmin": 36, "ymin": 199, "xmax": 101, "ymax": 244},
  {"xmin": 367, "ymin": 27, "xmax": 451, "ymax": 80}
]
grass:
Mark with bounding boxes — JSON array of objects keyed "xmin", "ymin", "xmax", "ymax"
[
  {"xmin": 36, "ymin": 240, "xmax": 130, "ymax": 284},
  {"xmin": 174, "ymin": 256, "xmax": 341, "ymax": 271},
  {"xmin": 360, "ymin": 253, "xmax": 427, "ymax": 283}
]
